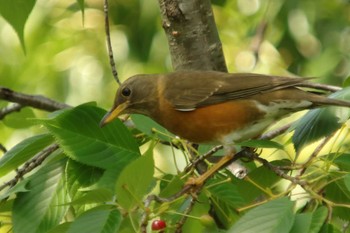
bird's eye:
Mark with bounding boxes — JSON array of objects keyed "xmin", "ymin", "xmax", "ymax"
[{"xmin": 121, "ymin": 87, "xmax": 131, "ymax": 97}]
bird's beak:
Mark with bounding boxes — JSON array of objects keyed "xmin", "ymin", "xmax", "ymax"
[{"xmin": 99, "ymin": 102, "xmax": 128, "ymax": 127}]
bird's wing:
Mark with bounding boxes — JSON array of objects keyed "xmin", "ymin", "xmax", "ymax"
[{"xmin": 164, "ymin": 71, "xmax": 310, "ymax": 111}]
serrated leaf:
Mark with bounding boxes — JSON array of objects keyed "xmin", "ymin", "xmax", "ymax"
[
  {"xmin": 209, "ymin": 195, "xmax": 240, "ymax": 229},
  {"xmin": 292, "ymin": 87, "xmax": 350, "ymax": 152},
  {"xmin": 116, "ymin": 148, "xmax": 154, "ymax": 210},
  {"xmin": 206, "ymin": 179, "xmax": 247, "ymax": 229},
  {"xmin": 229, "ymin": 197, "xmax": 295, "ymax": 233},
  {"xmin": 292, "ymin": 108, "xmax": 341, "ymax": 153},
  {"xmin": 0, "ymin": 134, "xmax": 54, "ymax": 177},
  {"xmin": 236, "ymin": 139, "xmax": 284, "ymax": 150},
  {"xmin": 66, "ymin": 206, "xmax": 121, "ymax": 233},
  {"xmin": 12, "ymin": 158, "xmax": 68, "ymax": 233},
  {"xmin": 0, "ymin": 0, "xmax": 36, "ymax": 52},
  {"xmin": 40, "ymin": 104, "xmax": 140, "ymax": 184},
  {"xmin": 207, "ymin": 179, "xmax": 246, "ymax": 208}
]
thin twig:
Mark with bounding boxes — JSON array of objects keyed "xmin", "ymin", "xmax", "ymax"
[
  {"xmin": 246, "ymin": 152, "xmax": 307, "ymax": 186},
  {"xmin": 183, "ymin": 145, "xmax": 223, "ymax": 173},
  {"xmin": 0, "ymin": 143, "xmax": 7, "ymax": 153},
  {"xmin": 103, "ymin": 0, "xmax": 120, "ymax": 84},
  {"xmin": 0, "ymin": 103, "xmax": 23, "ymax": 120},
  {"xmin": 0, "ymin": 143, "xmax": 59, "ymax": 191},
  {"xmin": 299, "ymin": 132, "xmax": 336, "ymax": 175},
  {"xmin": 175, "ymin": 192, "xmax": 199, "ymax": 233},
  {"xmin": 141, "ymin": 186, "xmax": 192, "ymax": 232},
  {"xmin": 250, "ymin": 21, "xmax": 267, "ymax": 55},
  {"xmin": 0, "ymin": 86, "xmax": 70, "ymax": 112},
  {"xmin": 259, "ymin": 123, "xmax": 292, "ymax": 140}
]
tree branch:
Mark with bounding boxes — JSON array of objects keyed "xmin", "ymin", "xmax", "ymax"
[
  {"xmin": 158, "ymin": 0, "xmax": 227, "ymax": 72},
  {"xmin": 0, "ymin": 143, "xmax": 59, "ymax": 191},
  {"xmin": 0, "ymin": 103, "xmax": 24, "ymax": 120},
  {"xmin": 0, "ymin": 86, "xmax": 70, "ymax": 112}
]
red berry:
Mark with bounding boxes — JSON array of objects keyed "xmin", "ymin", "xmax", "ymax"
[{"xmin": 151, "ymin": 219, "xmax": 166, "ymax": 231}]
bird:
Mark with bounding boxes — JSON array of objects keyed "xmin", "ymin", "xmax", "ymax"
[{"xmin": 100, "ymin": 70, "xmax": 350, "ymax": 185}]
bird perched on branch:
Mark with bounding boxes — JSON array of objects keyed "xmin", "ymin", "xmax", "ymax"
[{"xmin": 100, "ymin": 71, "xmax": 350, "ymax": 185}]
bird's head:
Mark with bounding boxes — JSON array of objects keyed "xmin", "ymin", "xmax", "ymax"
[{"xmin": 100, "ymin": 74, "xmax": 159, "ymax": 127}]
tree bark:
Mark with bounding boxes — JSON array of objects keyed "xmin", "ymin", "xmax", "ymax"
[{"xmin": 158, "ymin": 0, "xmax": 227, "ymax": 72}]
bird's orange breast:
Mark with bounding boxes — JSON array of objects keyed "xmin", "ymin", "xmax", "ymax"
[{"xmin": 154, "ymin": 99, "xmax": 266, "ymax": 143}]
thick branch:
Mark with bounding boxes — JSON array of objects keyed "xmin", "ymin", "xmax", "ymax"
[
  {"xmin": 158, "ymin": 0, "xmax": 227, "ymax": 72},
  {"xmin": 0, "ymin": 86, "xmax": 70, "ymax": 112}
]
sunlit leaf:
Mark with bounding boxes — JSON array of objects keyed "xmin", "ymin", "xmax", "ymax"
[
  {"xmin": 0, "ymin": 134, "xmax": 54, "ymax": 177},
  {"xmin": 229, "ymin": 197, "xmax": 295, "ymax": 233},
  {"xmin": 116, "ymin": 147, "xmax": 154, "ymax": 210},
  {"xmin": 12, "ymin": 158, "xmax": 68, "ymax": 233},
  {"xmin": 292, "ymin": 87, "xmax": 350, "ymax": 152},
  {"xmin": 0, "ymin": 0, "xmax": 36, "ymax": 52},
  {"xmin": 292, "ymin": 108, "xmax": 341, "ymax": 153}
]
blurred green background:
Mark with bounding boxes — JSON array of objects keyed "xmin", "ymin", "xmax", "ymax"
[{"xmin": 0, "ymin": 0, "xmax": 349, "ymax": 149}]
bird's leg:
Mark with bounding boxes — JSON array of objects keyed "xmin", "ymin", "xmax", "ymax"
[{"xmin": 186, "ymin": 152, "xmax": 235, "ymax": 187}]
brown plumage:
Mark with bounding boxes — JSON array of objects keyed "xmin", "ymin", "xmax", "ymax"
[{"xmin": 100, "ymin": 71, "xmax": 350, "ymax": 145}]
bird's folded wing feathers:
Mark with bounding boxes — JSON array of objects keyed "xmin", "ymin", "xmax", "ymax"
[{"xmin": 164, "ymin": 72, "xmax": 312, "ymax": 111}]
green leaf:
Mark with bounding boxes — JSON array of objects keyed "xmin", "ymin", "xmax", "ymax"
[
  {"xmin": 207, "ymin": 179, "xmax": 246, "ymax": 209},
  {"xmin": 229, "ymin": 197, "xmax": 295, "ymax": 233},
  {"xmin": 2, "ymin": 107, "xmax": 36, "ymax": 128},
  {"xmin": 234, "ymin": 160, "xmax": 285, "ymax": 203},
  {"xmin": 40, "ymin": 104, "xmax": 140, "ymax": 180},
  {"xmin": 290, "ymin": 212, "xmax": 312, "ymax": 233},
  {"xmin": 333, "ymin": 154, "xmax": 350, "ymax": 171},
  {"xmin": 0, "ymin": 134, "xmax": 54, "ymax": 177},
  {"xmin": 131, "ymin": 114, "xmax": 174, "ymax": 141},
  {"xmin": 69, "ymin": 188, "xmax": 113, "ymax": 206},
  {"xmin": 236, "ymin": 139, "xmax": 284, "ymax": 150},
  {"xmin": 0, "ymin": 0, "xmax": 36, "ymax": 52},
  {"xmin": 292, "ymin": 108, "xmax": 341, "ymax": 152},
  {"xmin": 309, "ymin": 207, "xmax": 328, "ymax": 233},
  {"xmin": 0, "ymin": 179, "xmax": 29, "ymax": 201},
  {"xmin": 324, "ymin": 177, "xmax": 350, "ymax": 220},
  {"xmin": 209, "ymin": 195, "xmax": 240, "ymax": 229},
  {"xmin": 12, "ymin": 158, "xmax": 69, "ymax": 233},
  {"xmin": 47, "ymin": 222, "xmax": 71, "ymax": 233},
  {"xmin": 292, "ymin": 87, "xmax": 350, "ymax": 152},
  {"xmin": 66, "ymin": 206, "xmax": 121, "ymax": 233},
  {"xmin": 116, "ymin": 147, "xmax": 154, "ymax": 210}
]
